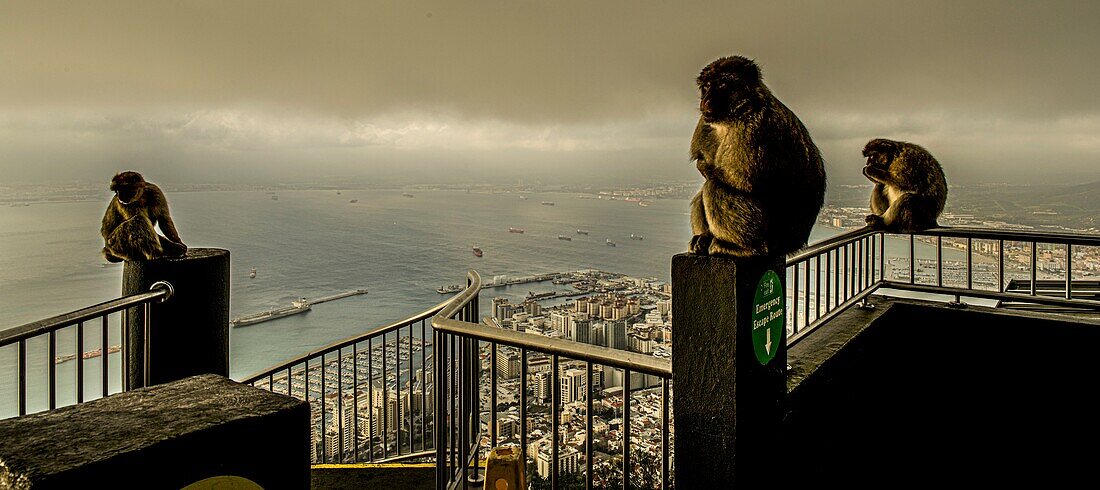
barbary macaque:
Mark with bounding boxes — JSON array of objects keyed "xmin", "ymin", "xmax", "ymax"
[
  {"xmin": 689, "ymin": 56, "xmax": 827, "ymax": 257},
  {"xmin": 861, "ymin": 139, "xmax": 948, "ymax": 232},
  {"xmin": 101, "ymin": 171, "xmax": 187, "ymax": 262}
]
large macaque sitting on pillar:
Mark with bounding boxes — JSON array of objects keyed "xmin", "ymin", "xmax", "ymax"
[
  {"xmin": 689, "ymin": 56, "xmax": 827, "ymax": 257},
  {"xmin": 101, "ymin": 171, "xmax": 187, "ymax": 262}
]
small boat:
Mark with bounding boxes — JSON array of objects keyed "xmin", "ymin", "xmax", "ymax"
[
  {"xmin": 638, "ymin": 201, "xmax": 650, "ymax": 207},
  {"xmin": 402, "ymin": 193, "xmax": 415, "ymax": 198},
  {"xmin": 473, "ymin": 247, "xmax": 484, "ymax": 257},
  {"xmin": 558, "ymin": 235, "xmax": 572, "ymax": 241},
  {"xmin": 249, "ymin": 267, "xmax": 257, "ymax": 279},
  {"xmin": 606, "ymin": 239, "xmax": 617, "ymax": 247},
  {"xmin": 519, "ymin": 195, "xmax": 529, "ymax": 200},
  {"xmin": 350, "ymin": 199, "xmax": 359, "ymax": 203},
  {"xmin": 576, "ymin": 229, "xmax": 589, "ymax": 235},
  {"xmin": 336, "ymin": 191, "xmax": 341, "ymax": 195},
  {"xmin": 271, "ymin": 195, "xmax": 279, "ymax": 201},
  {"xmin": 630, "ymin": 234, "xmax": 644, "ymax": 240},
  {"xmin": 541, "ymin": 201, "xmax": 555, "ymax": 206},
  {"xmin": 509, "ymin": 227, "xmax": 525, "ymax": 234}
]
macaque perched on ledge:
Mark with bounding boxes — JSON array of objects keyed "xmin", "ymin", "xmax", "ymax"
[
  {"xmin": 861, "ymin": 138, "xmax": 948, "ymax": 233},
  {"xmin": 689, "ymin": 55, "xmax": 827, "ymax": 257},
  {"xmin": 101, "ymin": 171, "xmax": 187, "ymax": 262}
]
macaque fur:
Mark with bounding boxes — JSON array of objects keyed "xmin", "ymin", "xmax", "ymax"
[
  {"xmin": 862, "ymin": 139, "xmax": 947, "ymax": 232},
  {"xmin": 689, "ymin": 56, "xmax": 827, "ymax": 257},
  {"xmin": 101, "ymin": 171, "xmax": 187, "ymax": 262}
]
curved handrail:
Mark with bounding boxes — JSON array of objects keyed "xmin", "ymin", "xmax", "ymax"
[
  {"xmin": 0, "ymin": 284, "xmax": 172, "ymax": 348},
  {"xmin": 434, "ymin": 270, "xmax": 483, "ymax": 321},
  {"xmin": 240, "ymin": 295, "xmax": 453, "ymax": 384}
]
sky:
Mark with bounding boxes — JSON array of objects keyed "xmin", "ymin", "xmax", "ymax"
[{"xmin": 1, "ymin": 0, "xmax": 1098, "ymax": 186}]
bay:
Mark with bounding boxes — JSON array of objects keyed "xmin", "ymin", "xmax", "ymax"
[{"xmin": 1, "ymin": 188, "xmax": 968, "ymax": 416}]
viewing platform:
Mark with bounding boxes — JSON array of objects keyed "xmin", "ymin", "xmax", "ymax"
[{"xmin": 3, "ymin": 227, "xmax": 1100, "ymax": 488}]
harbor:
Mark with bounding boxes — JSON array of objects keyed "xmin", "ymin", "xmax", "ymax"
[
  {"xmin": 232, "ymin": 288, "xmax": 368, "ymax": 327},
  {"xmin": 436, "ymin": 271, "xmax": 566, "ymax": 294}
]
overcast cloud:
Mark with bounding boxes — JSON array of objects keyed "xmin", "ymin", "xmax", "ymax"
[{"xmin": 1, "ymin": 0, "xmax": 1098, "ymax": 185}]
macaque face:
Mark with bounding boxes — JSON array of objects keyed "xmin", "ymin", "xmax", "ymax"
[
  {"xmin": 110, "ymin": 172, "xmax": 145, "ymax": 204},
  {"xmin": 864, "ymin": 152, "xmax": 890, "ymax": 169}
]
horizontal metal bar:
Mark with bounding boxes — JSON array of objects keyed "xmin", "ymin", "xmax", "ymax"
[
  {"xmin": 788, "ymin": 282, "xmax": 884, "ymax": 348},
  {"xmin": 881, "ymin": 280, "xmax": 1100, "ymax": 310},
  {"xmin": 1, "ymin": 287, "xmax": 169, "ymax": 347},
  {"xmin": 369, "ymin": 449, "xmax": 437, "ymax": 464},
  {"xmin": 917, "ymin": 227, "xmax": 1100, "ymax": 247},
  {"xmin": 241, "ymin": 297, "xmax": 452, "ymax": 383},
  {"xmin": 786, "ymin": 226, "xmax": 875, "ymax": 265},
  {"xmin": 433, "ymin": 317, "xmax": 672, "ymax": 378}
]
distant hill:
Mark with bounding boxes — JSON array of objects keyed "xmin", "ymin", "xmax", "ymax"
[{"xmin": 826, "ymin": 181, "xmax": 1100, "ymax": 232}]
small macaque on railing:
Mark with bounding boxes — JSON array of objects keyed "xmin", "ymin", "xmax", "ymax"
[
  {"xmin": 101, "ymin": 171, "xmax": 187, "ymax": 262},
  {"xmin": 861, "ymin": 139, "xmax": 948, "ymax": 233}
]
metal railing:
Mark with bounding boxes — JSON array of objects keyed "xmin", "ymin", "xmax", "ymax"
[
  {"xmin": 785, "ymin": 226, "xmax": 1100, "ymax": 346},
  {"xmin": 241, "ymin": 295, "xmax": 454, "ymax": 464},
  {"xmin": 229, "ymin": 225, "xmax": 1100, "ymax": 482},
  {"xmin": 432, "ymin": 271, "xmax": 674, "ymax": 490},
  {"xmin": 0, "ymin": 281, "xmax": 173, "ymax": 419}
]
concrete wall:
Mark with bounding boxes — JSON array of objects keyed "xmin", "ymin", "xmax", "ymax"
[{"xmin": 785, "ymin": 298, "xmax": 1100, "ymax": 486}]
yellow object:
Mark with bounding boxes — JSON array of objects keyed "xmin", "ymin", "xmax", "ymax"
[
  {"xmin": 484, "ymin": 446, "xmax": 525, "ymax": 490},
  {"xmin": 180, "ymin": 476, "xmax": 263, "ymax": 490}
]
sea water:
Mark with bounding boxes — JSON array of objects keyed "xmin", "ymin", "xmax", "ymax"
[{"xmin": 0, "ymin": 189, "xmax": 967, "ymax": 415}]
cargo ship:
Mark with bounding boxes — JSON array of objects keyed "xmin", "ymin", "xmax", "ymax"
[
  {"xmin": 527, "ymin": 291, "xmax": 556, "ymax": 300},
  {"xmin": 509, "ymin": 227, "xmax": 525, "ymax": 234},
  {"xmin": 54, "ymin": 345, "xmax": 122, "ymax": 365},
  {"xmin": 473, "ymin": 247, "xmax": 483, "ymax": 257},
  {"xmin": 558, "ymin": 235, "xmax": 572, "ymax": 241},
  {"xmin": 231, "ymin": 298, "xmax": 311, "ymax": 327},
  {"xmin": 437, "ymin": 284, "xmax": 465, "ymax": 294}
]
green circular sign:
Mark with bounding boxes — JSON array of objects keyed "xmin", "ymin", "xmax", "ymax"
[{"xmin": 752, "ymin": 270, "xmax": 784, "ymax": 365}]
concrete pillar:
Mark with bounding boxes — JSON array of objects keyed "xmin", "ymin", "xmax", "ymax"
[
  {"xmin": 672, "ymin": 252, "xmax": 787, "ymax": 487},
  {"xmin": 123, "ymin": 248, "xmax": 230, "ymax": 389}
]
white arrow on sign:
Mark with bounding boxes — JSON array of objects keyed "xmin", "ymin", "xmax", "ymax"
[{"xmin": 765, "ymin": 328, "xmax": 772, "ymax": 355}]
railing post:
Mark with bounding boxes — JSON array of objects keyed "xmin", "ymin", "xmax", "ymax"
[
  {"xmin": 123, "ymin": 248, "xmax": 230, "ymax": 389},
  {"xmin": 672, "ymin": 252, "xmax": 786, "ymax": 487}
]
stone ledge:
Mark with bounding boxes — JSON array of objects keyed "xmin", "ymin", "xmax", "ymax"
[{"xmin": 0, "ymin": 374, "xmax": 309, "ymax": 489}]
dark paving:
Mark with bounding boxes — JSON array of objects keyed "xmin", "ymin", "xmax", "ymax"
[{"xmin": 310, "ymin": 465, "xmax": 435, "ymax": 489}]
